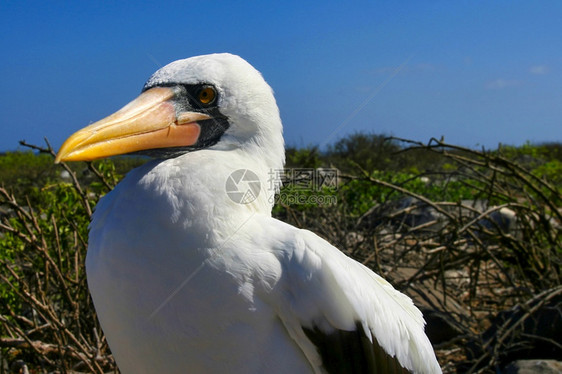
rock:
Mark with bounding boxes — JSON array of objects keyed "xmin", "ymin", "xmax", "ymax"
[
  {"xmin": 480, "ymin": 292, "xmax": 562, "ymax": 365},
  {"xmin": 10, "ymin": 360, "xmax": 30, "ymax": 374},
  {"xmin": 60, "ymin": 170, "xmax": 71, "ymax": 180},
  {"xmin": 358, "ymin": 196, "xmax": 521, "ymax": 237},
  {"xmin": 503, "ymin": 360, "xmax": 562, "ymax": 374},
  {"xmin": 422, "ymin": 309, "xmax": 465, "ymax": 345},
  {"xmin": 344, "ymin": 232, "xmax": 364, "ymax": 248},
  {"xmin": 358, "ymin": 196, "xmax": 447, "ymax": 232},
  {"xmin": 481, "ymin": 207, "xmax": 517, "ymax": 233}
]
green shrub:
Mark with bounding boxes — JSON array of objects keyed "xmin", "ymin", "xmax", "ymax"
[{"xmin": 0, "ymin": 150, "xmax": 118, "ymax": 373}]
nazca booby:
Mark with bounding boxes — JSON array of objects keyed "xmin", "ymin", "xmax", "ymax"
[{"xmin": 56, "ymin": 53, "xmax": 442, "ymax": 374}]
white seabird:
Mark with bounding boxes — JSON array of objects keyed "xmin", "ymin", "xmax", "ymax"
[{"xmin": 56, "ymin": 53, "xmax": 442, "ymax": 374}]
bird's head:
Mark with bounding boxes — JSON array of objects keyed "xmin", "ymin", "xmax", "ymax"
[{"xmin": 55, "ymin": 53, "xmax": 285, "ymax": 171}]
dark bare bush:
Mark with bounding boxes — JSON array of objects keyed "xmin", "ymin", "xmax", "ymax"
[
  {"xmin": 276, "ymin": 137, "xmax": 561, "ymax": 373},
  {"xmin": 1, "ymin": 137, "xmax": 560, "ymax": 373},
  {"xmin": 0, "ymin": 141, "xmax": 118, "ymax": 374}
]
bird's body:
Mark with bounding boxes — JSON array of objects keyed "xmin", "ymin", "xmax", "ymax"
[
  {"xmin": 87, "ymin": 150, "xmax": 312, "ymax": 373},
  {"xmin": 57, "ymin": 53, "xmax": 442, "ymax": 373}
]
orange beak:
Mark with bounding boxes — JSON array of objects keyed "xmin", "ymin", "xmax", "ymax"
[{"xmin": 55, "ymin": 87, "xmax": 211, "ymax": 162}]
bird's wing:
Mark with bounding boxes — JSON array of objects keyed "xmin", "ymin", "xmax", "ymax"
[{"xmin": 269, "ymin": 227, "xmax": 441, "ymax": 374}]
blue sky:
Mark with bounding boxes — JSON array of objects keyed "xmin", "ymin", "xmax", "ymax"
[{"xmin": 1, "ymin": 1, "xmax": 561, "ymax": 152}]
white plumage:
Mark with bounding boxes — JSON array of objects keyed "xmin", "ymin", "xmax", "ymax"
[{"xmin": 57, "ymin": 53, "xmax": 442, "ymax": 373}]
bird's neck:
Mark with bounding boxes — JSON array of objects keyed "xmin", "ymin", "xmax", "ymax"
[{"xmin": 134, "ymin": 146, "xmax": 280, "ymax": 223}]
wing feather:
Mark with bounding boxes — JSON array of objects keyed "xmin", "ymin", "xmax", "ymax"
[{"xmin": 271, "ymin": 227, "xmax": 441, "ymax": 374}]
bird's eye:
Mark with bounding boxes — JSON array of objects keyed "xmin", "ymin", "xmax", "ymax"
[{"xmin": 198, "ymin": 86, "xmax": 216, "ymax": 105}]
